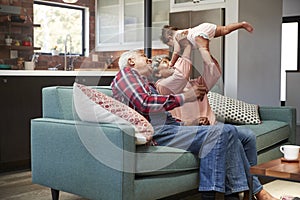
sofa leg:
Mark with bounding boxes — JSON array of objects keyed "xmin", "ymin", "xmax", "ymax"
[{"xmin": 51, "ymin": 188, "xmax": 60, "ymax": 200}]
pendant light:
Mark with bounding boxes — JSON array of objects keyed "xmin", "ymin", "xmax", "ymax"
[{"xmin": 63, "ymin": 0, "xmax": 78, "ymax": 3}]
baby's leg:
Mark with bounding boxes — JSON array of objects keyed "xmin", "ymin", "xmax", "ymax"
[{"xmin": 214, "ymin": 21, "xmax": 254, "ymax": 37}]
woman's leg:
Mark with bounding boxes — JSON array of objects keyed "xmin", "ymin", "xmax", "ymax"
[
  {"xmin": 195, "ymin": 36, "xmax": 222, "ymax": 90},
  {"xmin": 235, "ymin": 126, "xmax": 257, "ymax": 166},
  {"xmin": 235, "ymin": 126, "xmax": 278, "ymax": 200},
  {"xmin": 153, "ymin": 123, "xmax": 249, "ymax": 194}
]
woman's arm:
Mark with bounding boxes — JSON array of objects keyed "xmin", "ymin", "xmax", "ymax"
[{"xmin": 156, "ymin": 40, "xmax": 193, "ymax": 94}]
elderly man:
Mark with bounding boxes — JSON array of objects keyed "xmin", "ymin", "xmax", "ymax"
[{"xmin": 111, "ymin": 50, "xmax": 274, "ymax": 200}]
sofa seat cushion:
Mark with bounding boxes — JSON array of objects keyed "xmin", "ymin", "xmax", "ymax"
[
  {"xmin": 136, "ymin": 146, "xmax": 199, "ymax": 176},
  {"xmin": 242, "ymin": 120, "xmax": 290, "ymax": 152}
]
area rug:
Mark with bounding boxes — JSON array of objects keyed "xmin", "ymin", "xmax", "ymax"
[{"xmin": 264, "ymin": 180, "xmax": 300, "ymax": 199}]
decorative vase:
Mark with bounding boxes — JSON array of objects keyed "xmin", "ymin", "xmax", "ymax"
[{"xmin": 5, "ymin": 37, "xmax": 12, "ymax": 46}]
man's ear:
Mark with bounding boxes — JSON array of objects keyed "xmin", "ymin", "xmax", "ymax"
[{"xmin": 128, "ymin": 58, "xmax": 135, "ymax": 66}]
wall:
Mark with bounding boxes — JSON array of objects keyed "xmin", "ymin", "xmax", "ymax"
[
  {"xmin": 0, "ymin": 0, "xmax": 35, "ymax": 63},
  {"xmin": 283, "ymin": 0, "xmax": 300, "ymax": 16},
  {"xmin": 286, "ymin": 72, "xmax": 300, "ymax": 124},
  {"xmin": 0, "ymin": 0, "xmax": 168, "ymax": 70},
  {"xmin": 283, "ymin": 0, "xmax": 300, "ymax": 126},
  {"xmin": 225, "ymin": 0, "xmax": 282, "ymax": 106}
]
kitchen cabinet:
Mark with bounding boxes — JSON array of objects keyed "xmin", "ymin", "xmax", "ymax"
[
  {"xmin": 0, "ymin": 72, "xmax": 115, "ymax": 172},
  {"xmin": 0, "ymin": 20, "xmax": 41, "ymax": 60},
  {"xmin": 96, "ymin": 0, "xmax": 169, "ymax": 51},
  {"xmin": 170, "ymin": 0, "xmax": 225, "ymax": 13}
]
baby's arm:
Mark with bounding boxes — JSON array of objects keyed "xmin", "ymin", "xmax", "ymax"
[{"xmin": 169, "ymin": 38, "xmax": 181, "ymax": 67}]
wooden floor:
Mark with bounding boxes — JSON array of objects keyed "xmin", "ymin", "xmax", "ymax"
[
  {"xmin": 2, "ymin": 169, "xmax": 299, "ymax": 200},
  {"xmin": 0, "ymin": 170, "xmax": 202, "ymax": 200},
  {"xmin": 0, "ymin": 170, "xmax": 86, "ymax": 200}
]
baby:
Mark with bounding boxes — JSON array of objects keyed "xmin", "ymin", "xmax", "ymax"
[{"xmin": 160, "ymin": 21, "xmax": 254, "ymax": 90}]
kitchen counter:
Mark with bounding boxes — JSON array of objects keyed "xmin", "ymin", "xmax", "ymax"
[{"xmin": 0, "ymin": 70, "xmax": 117, "ymax": 76}]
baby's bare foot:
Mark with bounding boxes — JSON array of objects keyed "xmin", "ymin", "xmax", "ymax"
[{"xmin": 242, "ymin": 21, "xmax": 254, "ymax": 33}]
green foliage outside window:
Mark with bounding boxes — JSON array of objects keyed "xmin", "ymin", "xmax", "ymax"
[{"xmin": 33, "ymin": 2, "xmax": 83, "ymax": 55}]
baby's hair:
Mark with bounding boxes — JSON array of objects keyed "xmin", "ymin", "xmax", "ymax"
[{"xmin": 160, "ymin": 25, "xmax": 178, "ymax": 45}]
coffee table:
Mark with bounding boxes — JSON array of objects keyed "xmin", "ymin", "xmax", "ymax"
[{"xmin": 249, "ymin": 153, "xmax": 300, "ymax": 199}]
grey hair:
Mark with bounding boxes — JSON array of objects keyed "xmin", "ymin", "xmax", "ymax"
[{"xmin": 118, "ymin": 50, "xmax": 139, "ymax": 70}]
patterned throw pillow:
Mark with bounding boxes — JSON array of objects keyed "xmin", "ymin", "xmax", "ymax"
[
  {"xmin": 207, "ymin": 92, "xmax": 261, "ymax": 125},
  {"xmin": 73, "ymin": 82, "xmax": 154, "ymax": 145}
]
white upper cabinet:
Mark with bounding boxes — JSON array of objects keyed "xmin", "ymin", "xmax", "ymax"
[
  {"xmin": 96, "ymin": 0, "xmax": 169, "ymax": 51},
  {"xmin": 170, "ymin": 0, "xmax": 225, "ymax": 13}
]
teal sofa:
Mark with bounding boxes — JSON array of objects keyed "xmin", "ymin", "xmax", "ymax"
[{"xmin": 31, "ymin": 86, "xmax": 296, "ymax": 200}]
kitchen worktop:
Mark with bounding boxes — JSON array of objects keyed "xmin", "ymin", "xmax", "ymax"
[{"xmin": 0, "ymin": 69, "xmax": 117, "ymax": 76}]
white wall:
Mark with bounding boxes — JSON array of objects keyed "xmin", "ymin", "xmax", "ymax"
[
  {"xmin": 283, "ymin": 0, "xmax": 300, "ymax": 16},
  {"xmin": 225, "ymin": 0, "xmax": 282, "ymax": 106},
  {"xmin": 283, "ymin": 0, "xmax": 300, "ymax": 125},
  {"xmin": 286, "ymin": 72, "xmax": 300, "ymax": 124}
]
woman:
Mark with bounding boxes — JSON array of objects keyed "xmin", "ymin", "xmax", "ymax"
[{"xmin": 152, "ymin": 39, "xmax": 277, "ymax": 200}]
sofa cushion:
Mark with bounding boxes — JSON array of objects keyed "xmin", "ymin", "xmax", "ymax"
[
  {"xmin": 242, "ymin": 120, "xmax": 290, "ymax": 152},
  {"xmin": 135, "ymin": 146, "xmax": 199, "ymax": 176},
  {"xmin": 42, "ymin": 86, "xmax": 112, "ymax": 120},
  {"xmin": 207, "ymin": 92, "xmax": 261, "ymax": 125},
  {"xmin": 73, "ymin": 82, "xmax": 154, "ymax": 145}
]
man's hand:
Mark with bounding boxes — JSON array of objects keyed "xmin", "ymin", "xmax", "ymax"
[{"xmin": 183, "ymin": 84, "xmax": 207, "ymax": 103}]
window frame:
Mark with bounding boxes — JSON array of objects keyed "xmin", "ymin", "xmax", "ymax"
[
  {"xmin": 283, "ymin": 16, "xmax": 300, "ymax": 71},
  {"xmin": 33, "ymin": 0, "xmax": 86, "ymax": 56}
]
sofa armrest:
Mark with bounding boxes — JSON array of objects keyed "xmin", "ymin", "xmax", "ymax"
[
  {"xmin": 31, "ymin": 118, "xmax": 136, "ymax": 200},
  {"xmin": 259, "ymin": 106, "xmax": 296, "ymax": 144}
]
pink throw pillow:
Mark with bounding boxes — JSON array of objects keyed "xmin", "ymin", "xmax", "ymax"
[{"xmin": 73, "ymin": 82, "xmax": 154, "ymax": 144}]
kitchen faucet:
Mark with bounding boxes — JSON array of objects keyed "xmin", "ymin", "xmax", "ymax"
[
  {"xmin": 31, "ymin": 53, "xmax": 39, "ymax": 65},
  {"xmin": 64, "ymin": 34, "xmax": 73, "ymax": 71}
]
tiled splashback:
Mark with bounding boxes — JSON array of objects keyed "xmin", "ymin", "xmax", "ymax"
[{"xmin": 35, "ymin": 49, "xmax": 169, "ymax": 70}]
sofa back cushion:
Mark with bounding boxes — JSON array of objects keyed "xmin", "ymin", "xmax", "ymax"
[{"xmin": 42, "ymin": 86, "xmax": 112, "ymax": 120}]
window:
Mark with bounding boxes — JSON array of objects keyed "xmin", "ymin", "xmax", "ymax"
[
  {"xmin": 96, "ymin": 0, "xmax": 169, "ymax": 51},
  {"xmin": 280, "ymin": 16, "xmax": 299, "ymax": 101},
  {"xmin": 33, "ymin": 1, "xmax": 86, "ymax": 56}
]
